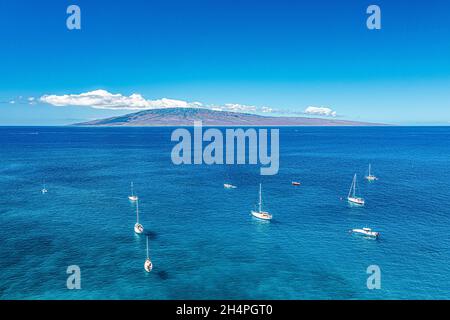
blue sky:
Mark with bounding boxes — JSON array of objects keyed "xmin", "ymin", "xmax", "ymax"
[{"xmin": 0, "ymin": 0, "xmax": 449, "ymax": 125}]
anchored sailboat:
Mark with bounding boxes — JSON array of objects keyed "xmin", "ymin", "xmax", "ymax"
[
  {"xmin": 365, "ymin": 164, "xmax": 378, "ymax": 181},
  {"xmin": 347, "ymin": 174, "xmax": 365, "ymax": 206},
  {"xmin": 134, "ymin": 199, "xmax": 144, "ymax": 234},
  {"xmin": 351, "ymin": 227, "xmax": 380, "ymax": 238},
  {"xmin": 128, "ymin": 182, "xmax": 138, "ymax": 201},
  {"xmin": 144, "ymin": 236, "xmax": 153, "ymax": 272},
  {"xmin": 251, "ymin": 183, "xmax": 272, "ymax": 220}
]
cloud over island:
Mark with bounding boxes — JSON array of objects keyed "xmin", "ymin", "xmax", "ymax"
[
  {"xmin": 39, "ymin": 89, "xmax": 338, "ymax": 117},
  {"xmin": 304, "ymin": 106, "xmax": 337, "ymax": 117},
  {"xmin": 40, "ymin": 90, "xmax": 202, "ymax": 110}
]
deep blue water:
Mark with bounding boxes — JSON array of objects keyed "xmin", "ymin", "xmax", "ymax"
[{"xmin": 1, "ymin": 126, "xmax": 450, "ymax": 299}]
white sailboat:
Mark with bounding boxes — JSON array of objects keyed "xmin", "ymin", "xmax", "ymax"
[
  {"xmin": 347, "ymin": 174, "xmax": 365, "ymax": 206},
  {"xmin": 128, "ymin": 182, "xmax": 138, "ymax": 201},
  {"xmin": 224, "ymin": 183, "xmax": 237, "ymax": 189},
  {"xmin": 134, "ymin": 199, "xmax": 144, "ymax": 234},
  {"xmin": 251, "ymin": 183, "xmax": 272, "ymax": 220},
  {"xmin": 365, "ymin": 164, "xmax": 378, "ymax": 181},
  {"xmin": 41, "ymin": 181, "xmax": 48, "ymax": 194},
  {"xmin": 144, "ymin": 235, "xmax": 153, "ymax": 272},
  {"xmin": 351, "ymin": 227, "xmax": 380, "ymax": 238}
]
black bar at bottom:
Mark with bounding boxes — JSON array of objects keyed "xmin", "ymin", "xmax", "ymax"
[{"xmin": 0, "ymin": 300, "xmax": 447, "ymax": 318}]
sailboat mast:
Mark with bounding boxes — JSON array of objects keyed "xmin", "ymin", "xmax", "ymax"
[
  {"xmin": 348, "ymin": 174, "xmax": 357, "ymax": 198},
  {"xmin": 348, "ymin": 176, "xmax": 353, "ymax": 198},
  {"xmin": 131, "ymin": 182, "xmax": 134, "ymax": 196},
  {"xmin": 259, "ymin": 183, "xmax": 262, "ymax": 213},
  {"xmin": 136, "ymin": 200, "xmax": 139, "ymax": 223},
  {"xmin": 369, "ymin": 164, "xmax": 371, "ymax": 176},
  {"xmin": 146, "ymin": 236, "xmax": 149, "ymax": 259}
]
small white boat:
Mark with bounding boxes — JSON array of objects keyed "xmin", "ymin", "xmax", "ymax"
[
  {"xmin": 365, "ymin": 164, "xmax": 378, "ymax": 181},
  {"xmin": 351, "ymin": 227, "xmax": 380, "ymax": 238},
  {"xmin": 224, "ymin": 183, "xmax": 237, "ymax": 189},
  {"xmin": 134, "ymin": 223, "xmax": 144, "ymax": 234},
  {"xmin": 144, "ymin": 236, "xmax": 153, "ymax": 272},
  {"xmin": 347, "ymin": 174, "xmax": 365, "ymax": 206},
  {"xmin": 251, "ymin": 210, "xmax": 272, "ymax": 220},
  {"xmin": 251, "ymin": 183, "xmax": 272, "ymax": 220},
  {"xmin": 41, "ymin": 181, "xmax": 48, "ymax": 194},
  {"xmin": 128, "ymin": 182, "xmax": 138, "ymax": 201},
  {"xmin": 134, "ymin": 199, "xmax": 144, "ymax": 234}
]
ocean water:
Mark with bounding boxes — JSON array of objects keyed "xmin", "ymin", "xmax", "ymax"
[{"xmin": 1, "ymin": 126, "xmax": 450, "ymax": 300}]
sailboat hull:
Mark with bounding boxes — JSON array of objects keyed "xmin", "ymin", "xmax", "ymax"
[
  {"xmin": 134, "ymin": 223, "xmax": 144, "ymax": 234},
  {"xmin": 129, "ymin": 195, "xmax": 138, "ymax": 201},
  {"xmin": 251, "ymin": 210, "xmax": 272, "ymax": 220},
  {"xmin": 352, "ymin": 229, "xmax": 379, "ymax": 238},
  {"xmin": 348, "ymin": 197, "xmax": 365, "ymax": 206},
  {"xmin": 144, "ymin": 259, "xmax": 153, "ymax": 272}
]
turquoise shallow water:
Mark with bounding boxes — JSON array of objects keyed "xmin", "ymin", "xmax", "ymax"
[{"xmin": 1, "ymin": 126, "xmax": 450, "ymax": 299}]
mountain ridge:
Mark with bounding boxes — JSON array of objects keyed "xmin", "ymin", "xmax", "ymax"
[{"xmin": 72, "ymin": 108, "xmax": 385, "ymax": 126}]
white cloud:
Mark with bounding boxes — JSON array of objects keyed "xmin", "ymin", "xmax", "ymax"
[
  {"xmin": 39, "ymin": 90, "xmax": 262, "ymax": 114},
  {"xmin": 304, "ymin": 106, "xmax": 337, "ymax": 117},
  {"xmin": 223, "ymin": 103, "xmax": 257, "ymax": 113},
  {"xmin": 38, "ymin": 89, "xmax": 338, "ymax": 117},
  {"xmin": 27, "ymin": 97, "xmax": 36, "ymax": 105},
  {"xmin": 261, "ymin": 106, "xmax": 274, "ymax": 113},
  {"xmin": 208, "ymin": 104, "xmax": 258, "ymax": 113},
  {"xmin": 39, "ymin": 89, "xmax": 203, "ymax": 110}
]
